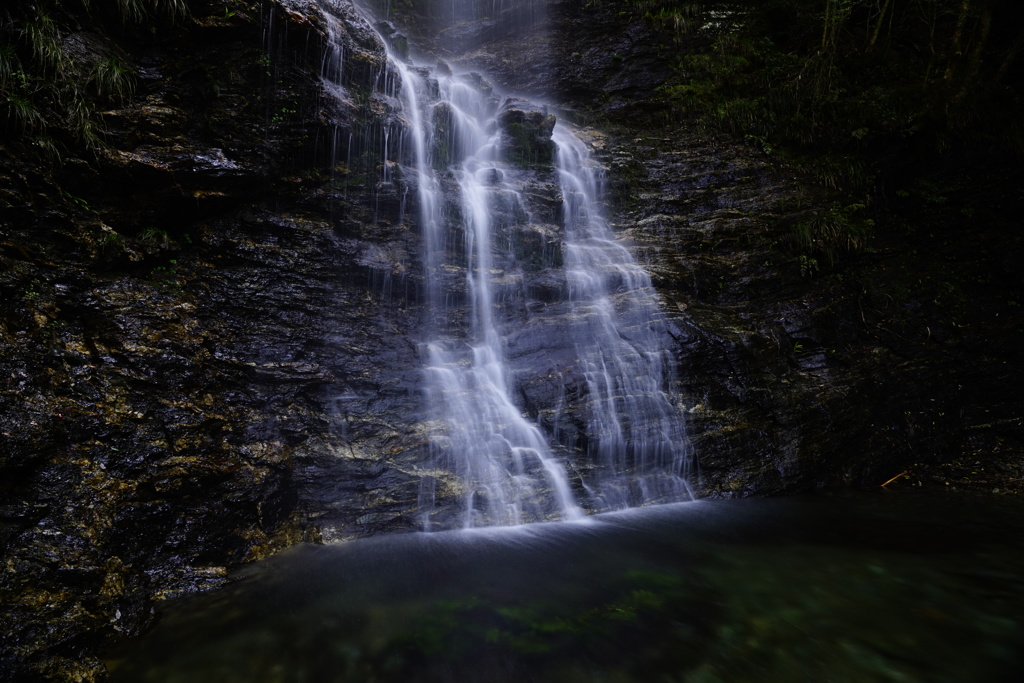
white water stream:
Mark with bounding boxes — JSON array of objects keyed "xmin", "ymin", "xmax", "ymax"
[
  {"xmin": 398, "ymin": 62, "xmax": 584, "ymax": 528},
  {"xmin": 555, "ymin": 129, "xmax": 695, "ymax": 509},
  {"xmin": 322, "ymin": 0, "xmax": 693, "ymax": 528}
]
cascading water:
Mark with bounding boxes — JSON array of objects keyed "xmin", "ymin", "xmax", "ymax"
[
  {"xmin": 554, "ymin": 129, "xmax": 695, "ymax": 509},
  {"xmin": 322, "ymin": 0, "xmax": 694, "ymax": 528},
  {"xmin": 395, "ymin": 63, "xmax": 583, "ymax": 528}
]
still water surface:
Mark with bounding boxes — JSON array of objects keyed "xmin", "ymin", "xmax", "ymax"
[{"xmin": 108, "ymin": 492, "xmax": 1024, "ymax": 682}]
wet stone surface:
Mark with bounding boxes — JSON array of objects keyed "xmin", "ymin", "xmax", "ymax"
[{"xmin": 0, "ymin": 0, "xmax": 425, "ymax": 679}]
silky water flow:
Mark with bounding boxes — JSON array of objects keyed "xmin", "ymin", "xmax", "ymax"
[
  {"xmin": 405, "ymin": 64, "xmax": 584, "ymax": 528},
  {"xmin": 322, "ymin": 0, "xmax": 694, "ymax": 528}
]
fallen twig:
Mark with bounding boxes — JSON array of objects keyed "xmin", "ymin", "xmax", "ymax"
[{"xmin": 880, "ymin": 470, "xmax": 909, "ymax": 487}]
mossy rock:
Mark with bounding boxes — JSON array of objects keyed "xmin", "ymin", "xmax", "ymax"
[{"xmin": 498, "ymin": 100, "xmax": 556, "ymax": 167}]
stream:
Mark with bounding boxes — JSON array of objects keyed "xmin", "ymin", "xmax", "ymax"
[{"xmin": 107, "ymin": 491, "xmax": 1024, "ymax": 682}]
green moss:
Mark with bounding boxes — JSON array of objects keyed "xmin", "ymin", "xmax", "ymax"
[{"xmin": 502, "ymin": 121, "xmax": 555, "ymax": 166}]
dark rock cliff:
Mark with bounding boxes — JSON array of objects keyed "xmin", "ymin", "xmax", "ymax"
[
  {"xmin": 1, "ymin": 1, "xmax": 428, "ymax": 678},
  {"xmin": 388, "ymin": 0, "xmax": 1024, "ymax": 492}
]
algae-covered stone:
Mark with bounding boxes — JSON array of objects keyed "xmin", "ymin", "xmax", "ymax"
[{"xmin": 498, "ymin": 98, "xmax": 556, "ymax": 167}]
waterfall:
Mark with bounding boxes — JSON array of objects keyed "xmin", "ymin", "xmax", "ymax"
[
  {"xmin": 554, "ymin": 129, "xmax": 695, "ymax": 509},
  {"xmin": 395, "ymin": 64, "xmax": 584, "ymax": 528},
  {"xmin": 322, "ymin": 0, "xmax": 694, "ymax": 528}
]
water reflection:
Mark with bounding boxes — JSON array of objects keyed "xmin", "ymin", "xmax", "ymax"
[{"xmin": 107, "ymin": 493, "xmax": 1024, "ymax": 682}]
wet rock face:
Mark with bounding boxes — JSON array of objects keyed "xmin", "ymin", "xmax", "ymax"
[
  {"xmin": 498, "ymin": 99, "xmax": 557, "ymax": 166},
  {"xmin": 374, "ymin": 20, "xmax": 410, "ymax": 59},
  {"xmin": 0, "ymin": 0, "xmax": 427, "ymax": 679},
  {"xmin": 373, "ymin": 0, "xmax": 1021, "ymax": 501},
  {"xmin": 601, "ymin": 131, "xmax": 1024, "ymax": 497},
  {"xmin": 600, "ymin": 135, "xmax": 852, "ymax": 495},
  {"xmin": 418, "ymin": 0, "xmax": 1022, "ymax": 500},
  {"xmin": 390, "ymin": 0, "xmax": 674, "ymax": 121}
]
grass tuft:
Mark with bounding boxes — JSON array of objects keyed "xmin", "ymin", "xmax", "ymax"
[{"xmin": 92, "ymin": 56, "xmax": 135, "ymax": 102}]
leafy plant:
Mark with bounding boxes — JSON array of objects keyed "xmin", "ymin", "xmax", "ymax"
[
  {"xmin": 99, "ymin": 0, "xmax": 189, "ymax": 24},
  {"xmin": 139, "ymin": 226, "xmax": 173, "ymax": 247},
  {"xmin": 793, "ymin": 201, "xmax": 875, "ymax": 264},
  {"xmin": 150, "ymin": 259, "xmax": 183, "ymax": 292},
  {"xmin": 5, "ymin": 92, "xmax": 43, "ymax": 132},
  {"xmin": 1, "ymin": 0, "xmax": 189, "ymax": 156},
  {"xmin": 798, "ymin": 254, "xmax": 819, "ymax": 278},
  {"xmin": 62, "ymin": 190, "xmax": 98, "ymax": 214},
  {"xmin": 21, "ymin": 11, "xmax": 69, "ymax": 72},
  {"xmin": 270, "ymin": 105, "xmax": 298, "ymax": 123},
  {"xmin": 92, "ymin": 57, "xmax": 135, "ymax": 103}
]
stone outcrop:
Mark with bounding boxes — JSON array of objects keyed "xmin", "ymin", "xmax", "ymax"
[
  {"xmin": 498, "ymin": 99, "xmax": 557, "ymax": 166},
  {"xmin": 0, "ymin": 1, "xmax": 426, "ymax": 679},
  {"xmin": 601, "ymin": 130, "xmax": 1024, "ymax": 496},
  {"xmin": 389, "ymin": 0, "xmax": 676, "ymax": 122}
]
